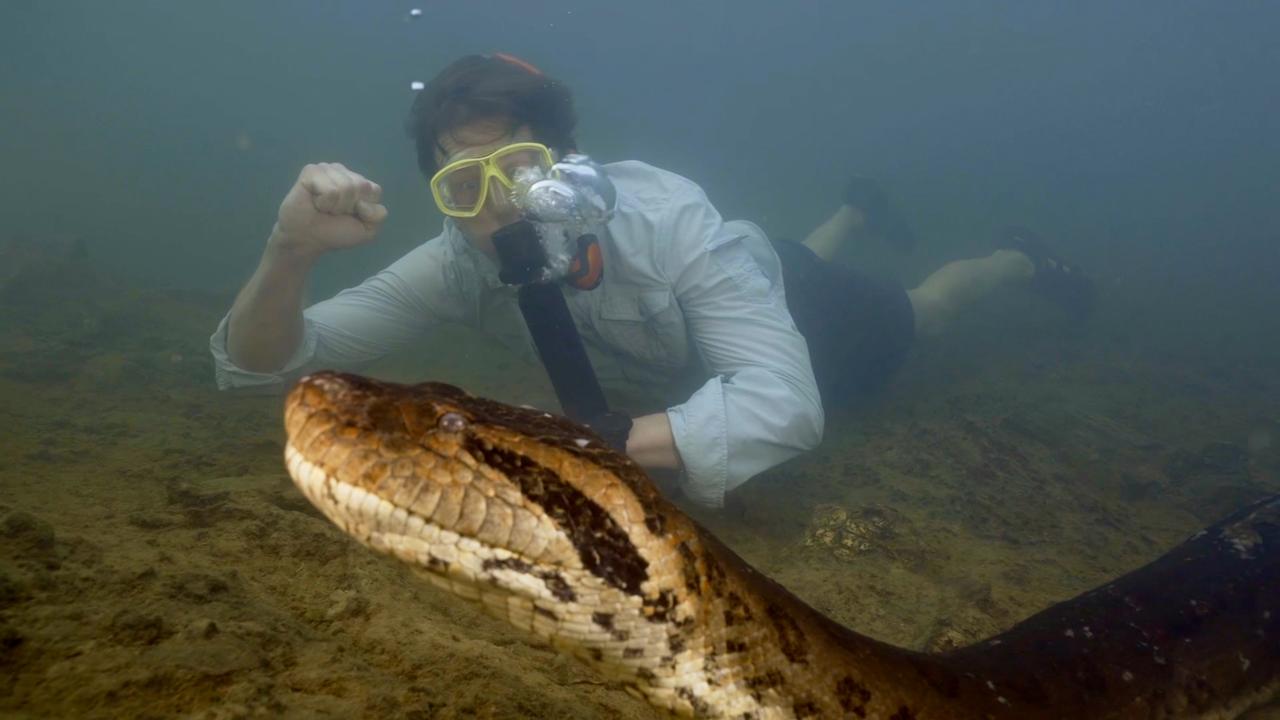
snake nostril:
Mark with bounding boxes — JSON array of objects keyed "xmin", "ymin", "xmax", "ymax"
[{"xmin": 438, "ymin": 412, "xmax": 468, "ymax": 433}]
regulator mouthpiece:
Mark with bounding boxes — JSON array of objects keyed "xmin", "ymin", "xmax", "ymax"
[{"xmin": 508, "ymin": 154, "xmax": 615, "ymax": 282}]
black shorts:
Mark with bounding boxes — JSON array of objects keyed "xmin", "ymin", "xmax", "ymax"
[{"xmin": 772, "ymin": 239, "xmax": 915, "ymax": 408}]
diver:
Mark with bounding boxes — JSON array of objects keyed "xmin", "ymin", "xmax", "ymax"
[{"xmin": 210, "ymin": 53, "xmax": 1093, "ymax": 509}]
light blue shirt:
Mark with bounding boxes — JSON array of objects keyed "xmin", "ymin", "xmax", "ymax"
[{"xmin": 210, "ymin": 160, "xmax": 823, "ymax": 507}]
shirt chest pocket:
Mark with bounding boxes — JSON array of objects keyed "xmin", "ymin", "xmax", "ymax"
[{"xmin": 594, "ymin": 285, "xmax": 689, "ymax": 368}]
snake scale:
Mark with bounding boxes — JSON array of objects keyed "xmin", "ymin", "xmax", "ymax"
[{"xmin": 282, "ymin": 372, "xmax": 1279, "ymax": 719}]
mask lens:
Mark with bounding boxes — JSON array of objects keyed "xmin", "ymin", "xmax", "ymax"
[
  {"xmin": 437, "ymin": 162, "xmax": 484, "ymax": 212},
  {"xmin": 493, "ymin": 145, "xmax": 552, "ymax": 184}
]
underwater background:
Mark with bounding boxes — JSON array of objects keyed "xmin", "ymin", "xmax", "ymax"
[{"xmin": 2, "ymin": 1, "xmax": 1278, "ymax": 717}]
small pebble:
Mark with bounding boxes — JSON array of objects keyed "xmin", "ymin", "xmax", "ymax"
[{"xmin": 185, "ymin": 618, "xmax": 220, "ymax": 640}]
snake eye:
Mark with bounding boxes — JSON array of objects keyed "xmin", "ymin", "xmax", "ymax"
[{"xmin": 438, "ymin": 412, "xmax": 468, "ymax": 433}]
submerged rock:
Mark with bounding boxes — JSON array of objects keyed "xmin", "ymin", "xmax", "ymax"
[
  {"xmin": 0, "ymin": 510, "xmax": 57, "ymax": 554},
  {"xmin": 802, "ymin": 503, "xmax": 924, "ymax": 563}
]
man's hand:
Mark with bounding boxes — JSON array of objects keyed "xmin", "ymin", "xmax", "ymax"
[
  {"xmin": 225, "ymin": 163, "xmax": 387, "ymax": 373},
  {"xmin": 271, "ymin": 163, "xmax": 388, "ymax": 261}
]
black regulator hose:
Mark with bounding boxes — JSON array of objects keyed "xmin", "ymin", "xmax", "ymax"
[{"xmin": 491, "ymin": 220, "xmax": 632, "ymax": 451}]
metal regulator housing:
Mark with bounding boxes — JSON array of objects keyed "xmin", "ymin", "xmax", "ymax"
[{"xmin": 509, "ymin": 154, "xmax": 616, "ymax": 282}]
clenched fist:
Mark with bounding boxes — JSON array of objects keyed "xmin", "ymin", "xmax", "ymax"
[{"xmin": 272, "ymin": 163, "xmax": 388, "ymax": 260}]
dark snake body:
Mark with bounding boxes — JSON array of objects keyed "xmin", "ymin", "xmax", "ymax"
[{"xmin": 282, "ymin": 372, "xmax": 1280, "ymax": 719}]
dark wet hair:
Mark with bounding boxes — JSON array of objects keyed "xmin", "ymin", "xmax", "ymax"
[{"xmin": 406, "ymin": 54, "xmax": 578, "ymax": 179}]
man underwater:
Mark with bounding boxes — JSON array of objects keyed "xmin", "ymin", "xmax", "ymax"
[{"xmin": 211, "ymin": 54, "xmax": 1092, "ymax": 508}]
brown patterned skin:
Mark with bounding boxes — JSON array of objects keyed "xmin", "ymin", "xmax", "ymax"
[{"xmin": 283, "ymin": 372, "xmax": 1280, "ymax": 719}]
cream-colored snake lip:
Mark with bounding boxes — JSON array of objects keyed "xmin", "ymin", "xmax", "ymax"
[{"xmin": 284, "ymin": 371, "xmax": 1280, "ymax": 719}]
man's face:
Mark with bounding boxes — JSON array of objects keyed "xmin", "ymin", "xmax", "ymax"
[{"xmin": 434, "ymin": 119, "xmax": 540, "ymax": 259}]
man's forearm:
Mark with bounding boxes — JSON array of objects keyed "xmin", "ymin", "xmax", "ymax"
[
  {"xmin": 226, "ymin": 229, "xmax": 316, "ymax": 373},
  {"xmin": 626, "ymin": 412, "xmax": 683, "ymax": 471}
]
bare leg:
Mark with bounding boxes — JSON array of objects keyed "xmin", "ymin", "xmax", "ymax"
[
  {"xmin": 907, "ymin": 250, "xmax": 1034, "ymax": 336},
  {"xmin": 802, "ymin": 206, "xmax": 866, "ymax": 262}
]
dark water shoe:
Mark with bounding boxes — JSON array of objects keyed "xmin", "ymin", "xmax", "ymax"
[
  {"xmin": 844, "ymin": 176, "xmax": 917, "ymax": 253},
  {"xmin": 998, "ymin": 225, "xmax": 1096, "ymax": 319}
]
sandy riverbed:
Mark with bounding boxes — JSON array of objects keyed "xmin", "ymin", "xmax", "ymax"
[{"xmin": 1, "ymin": 257, "xmax": 1276, "ymax": 718}]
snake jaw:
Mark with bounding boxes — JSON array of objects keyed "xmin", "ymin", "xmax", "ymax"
[
  {"xmin": 284, "ymin": 440, "xmax": 693, "ymax": 687},
  {"xmin": 285, "ymin": 440, "xmax": 588, "ymax": 608}
]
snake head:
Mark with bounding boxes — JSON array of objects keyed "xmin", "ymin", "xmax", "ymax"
[{"xmin": 283, "ymin": 371, "xmax": 693, "ymax": 626}]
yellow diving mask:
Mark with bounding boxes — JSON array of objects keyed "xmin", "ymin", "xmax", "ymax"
[{"xmin": 429, "ymin": 141, "xmax": 555, "ymax": 218}]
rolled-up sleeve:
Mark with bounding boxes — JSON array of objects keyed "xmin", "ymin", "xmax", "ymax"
[
  {"xmin": 662, "ymin": 191, "xmax": 824, "ymax": 507},
  {"xmin": 209, "ymin": 238, "xmax": 465, "ymax": 391}
]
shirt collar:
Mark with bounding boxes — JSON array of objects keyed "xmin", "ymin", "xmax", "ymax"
[{"xmin": 443, "ymin": 220, "xmax": 506, "ymax": 290}]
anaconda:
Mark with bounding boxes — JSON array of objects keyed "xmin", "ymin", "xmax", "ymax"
[{"xmin": 282, "ymin": 372, "xmax": 1279, "ymax": 719}]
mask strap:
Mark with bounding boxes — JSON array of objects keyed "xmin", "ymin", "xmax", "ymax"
[{"xmin": 488, "ymin": 52, "xmax": 544, "ymax": 76}]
